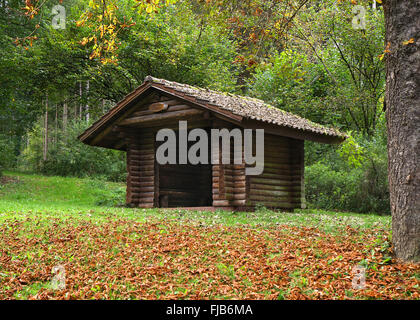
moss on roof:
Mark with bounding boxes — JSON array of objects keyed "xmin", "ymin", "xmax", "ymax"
[{"xmin": 144, "ymin": 76, "xmax": 346, "ymax": 139}]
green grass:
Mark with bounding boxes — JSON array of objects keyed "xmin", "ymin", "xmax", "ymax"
[{"xmin": 0, "ymin": 171, "xmax": 391, "ymax": 234}]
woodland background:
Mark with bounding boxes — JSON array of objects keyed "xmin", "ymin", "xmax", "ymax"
[{"xmin": 0, "ymin": 0, "xmax": 389, "ymax": 214}]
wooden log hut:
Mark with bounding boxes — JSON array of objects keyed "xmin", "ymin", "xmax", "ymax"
[{"xmin": 79, "ymin": 76, "xmax": 346, "ymax": 210}]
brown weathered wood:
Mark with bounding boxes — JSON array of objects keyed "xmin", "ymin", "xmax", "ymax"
[
  {"xmin": 250, "ymin": 189, "xmax": 291, "ymax": 197},
  {"xmin": 213, "ymin": 200, "xmax": 230, "ymax": 207},
  {"xmin": 119, "ymin": 109, "xmax": 204, "ymax": 126},
  {"xmin": 250, "ymin": 183, "xmax": 301, "ymax": 191}
]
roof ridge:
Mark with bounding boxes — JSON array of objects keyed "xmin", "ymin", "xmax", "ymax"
[{"xmin": 143, "ymin": 75, "xmax": 346, "ymax": 139}]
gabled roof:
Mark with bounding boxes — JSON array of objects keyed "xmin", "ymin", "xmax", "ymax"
[{"xmin": 79, "ymin": 76, "xmax": 346, "ymax": 148}]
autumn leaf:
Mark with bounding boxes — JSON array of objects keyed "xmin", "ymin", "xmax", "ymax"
[{"xmin": 402, "ymin": 38, "xmax": 414, "ymax": 46}]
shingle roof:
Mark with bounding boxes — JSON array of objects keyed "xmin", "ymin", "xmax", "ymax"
[
  {"xmin": 79, "ymin": 76, "xmax": 346, "ymax": 147},
  {"xmin": 144, "ymin": 76, "xmax": 346, "ymax": 139}
]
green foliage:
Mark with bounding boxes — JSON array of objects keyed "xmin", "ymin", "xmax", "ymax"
[
  {"xmin": 0, "ymin": 134, "xmax": 15, "ymax": 177},
  {"xmin": 305, "ymin": 130, "xmax": 390, "ymax": 214},
  {"xmin": 18, "ymin": 120, "xmax": 126, "ymax": 181},
  {"xmin": 338, "ymin": 133, "xmax": 365, "ymax": 168},
  {"xmin": 290, "ymin": 1, "xmax": 386, "ymax": 136},
  {"xmin": 88, "ymin": 180, "xmax": 126, "ymax": 206},
  {"xmin": 249, "ymin": 50, "xmax": 310, "ymax": 112}
]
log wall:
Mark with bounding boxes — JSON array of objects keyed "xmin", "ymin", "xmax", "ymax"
[
  {"xmin": 122, "ymin": 93, "xmax": 305, "ymax": 210},
  {"xmin": 246, "ymin": 134, "xmax": 304, "ymax": 209},
  {"xmin": 126, "ymin": 131, "xmax": 155, "ymax": 208}
]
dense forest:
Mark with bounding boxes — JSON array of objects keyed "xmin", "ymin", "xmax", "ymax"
[{"xmin": 0, "ymin": 0, "xmax": 389, "ymax": 214}]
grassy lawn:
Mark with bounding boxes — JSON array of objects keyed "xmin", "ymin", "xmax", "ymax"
[{"xmin": 0, "ymin": 171, "xmax": 419, "ymax": 300}]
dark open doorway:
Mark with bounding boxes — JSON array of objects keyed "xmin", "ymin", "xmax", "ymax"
[{"xmin": 156, "ymin": 127, "xmax": 212, "ymax": 208}]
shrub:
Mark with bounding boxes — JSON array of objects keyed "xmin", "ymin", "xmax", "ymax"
[
  {"xmin": 18, "ymin": 120, "xmax": 127, "ymax": 182},
  {"xmin": 305, "ymin": 136, "xmax": 390, "ymax": 215},
  {"xmin": 0, "ymin": 134, "xmax": 15, "ymax": 178},
  {"xmin": 88, "ymin": 179, "xmax": 126, "ymax": 207}
]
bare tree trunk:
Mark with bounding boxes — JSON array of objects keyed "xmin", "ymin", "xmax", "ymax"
[
  {"xmin": 86, "ymin": 80, "xmax": 90, "ymax": 122},
  {"xmin": 383, "ymin": 0, "xmax": 420, "ymax": 262},
  {"xmin": 74, "ymin": 96, "xmax": 77, "ymax": 119},
  {"xmin": 63, "ymin": 100, "xmax": 68, "ymax": 132},
  {"xmin": 79, "ymin": 81, "xmax": 83, "ymax": 120},
  {"xmin": 43, "ymin": 93, "xmax": 48, "ymax": 162}
]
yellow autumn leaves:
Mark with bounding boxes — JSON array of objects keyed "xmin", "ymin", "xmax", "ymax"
[{"xmin": 75, "ymin": 0, "xmax": 177, "ymax": 65}]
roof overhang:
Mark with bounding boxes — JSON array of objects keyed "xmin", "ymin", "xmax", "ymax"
[{"xmin": 79, "ymin": 81, "xmax": 346, "ymax": 149}]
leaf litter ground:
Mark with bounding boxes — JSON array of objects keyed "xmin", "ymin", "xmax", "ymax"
[{"xmin": 0, "ymin": 217, "xmax": 419, "ymax": 300}]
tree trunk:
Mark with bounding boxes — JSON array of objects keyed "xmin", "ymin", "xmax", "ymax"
[
  {"xmin": 86, "ymin": 80, "xmax": 90, "ymax": 122},
  {"xmin": 63, "ymin": 100, "xmax": 68, "ymax": 132},
  {"xmin": 383, "ymin": 0, "xmax": 420, "ymax": 262},
  {"xmin": 43, "ymin": 93, "xmax": 48, "ymax": 162},
  {"xmin": 79, "ymin": 81, "xmax": 83, "ymax": 120}
]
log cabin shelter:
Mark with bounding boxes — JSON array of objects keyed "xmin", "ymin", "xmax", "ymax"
[{"xmin": 79, "ymin": 76, "xmax": 346, "ymax": 211}]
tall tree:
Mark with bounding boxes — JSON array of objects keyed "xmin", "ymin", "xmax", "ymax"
[{"xmin": 383, "ymin": 0, "xmax": 419, "ymax": 262}]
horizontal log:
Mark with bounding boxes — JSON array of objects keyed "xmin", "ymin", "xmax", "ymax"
[
  {"xmin": 231, "ymin": 200, "xmax": 246, "ymax": 206},
  {"xmin": 140, "ymin": 119, "xmax": 212, "ymax": 130},
  {"xmin": 233, "ymin": 194, "xmax": 246, "ymax": 200},
  {"xmin": 212, "ymin": 176, "xmax": 245, "ymax": 184},
  {"xmin": 159, "ymin": 164, "xmax": 210, "ymax": 171},
  {"xmin": 128, "ymin": 138, "xmax": 154, "ymax": 145},
  {"xmin": 255, "ymin": 172, "xmax": 295, "ymax": 180},
  {"xmin": 136, "ymin": 192, "xmax": 155, "ymax": 198},
  {"xmin": 212, "ymin": 187, "xmax": 236, "ymax": 194},
  {"xmin": 130, "ymin": 176, "xmax": 154, "ymax": 183},
  {"xmin": 249, "ymin": 194, "xmax": 300, "ymax": 202},
  {"xmin": 255, "ymin": 164, "xmax": 300, "ymax": 171},
  {"xmin": 159, "ymin": 99, "xmax": 183, "ymax": 106},
  {"xmin": 129, "ymin": 103, "xmax": 189, "ymax": 118},
  {"xmin": 160, "ymin": 189, "xmax": 204, "ymax": 196},
  {"xmin": 131, "ymin": 181, "xmax": 155, "ymax": 187},
  {"xmin": 249, "ymin": 189, "xmax": 291, "ymax": 197},
  {"xmin": 250, "ymin": 177, "xmax": 301, "ymax": 186},
  {"xmin": 260, "ymin": 163, "xmax": 292, "ymax": 171},
  {"xmin": 120, "ymin": 109, "xmax": 204, "ymax": 126},
  {"xmin": 129, "ymin": 164, "xmax": 154, "ymax": 171},
  {"xmin": 129, "ymin": 149, "xmax": 155, "ymax": 155},
  {"xmin": 212, "ymin": 181, "xmax": 245, "ymax": 188},
  {"xmin": 250, "ymin": 183, "xmax": 301, "ymax": 191},
  {"xmin": 260, "ymin": 167, "xmax": 291, "ymax": 175},
  {"xmin": 213, "ymin": 200, "xmax": 230, "ymax": 206},
  {"xmin": 130, "ymin": 169, "xmax": 154, "ymax": 176},
  {"xmin": 130, "ymin": 154, "xmax": 155, "ymax": 161},
  {"xmin": 129, "ymin": 159, "xmax": 153, "ymax": 165},
  {"xmin": 167, "ymin": 104, "xmax": 192, "ymax": 112},
  {"xmin": 263, "ymin": 154, "xmax": 291, "ymax": 162},
  {"xmin": 131, "ymin": 187, "xmax": 154, "ymax": 193}
]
